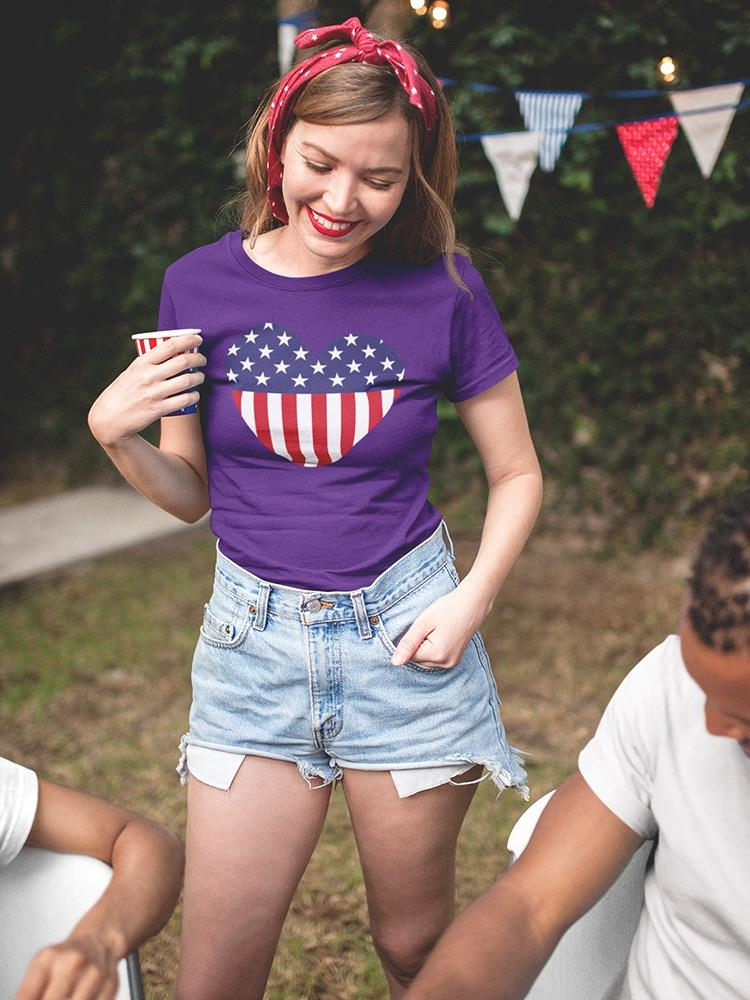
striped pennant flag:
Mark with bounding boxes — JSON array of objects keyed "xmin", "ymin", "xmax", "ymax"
[{"xmin": 515, "ymin": 91, "xmax": 585, "ymax": 172}]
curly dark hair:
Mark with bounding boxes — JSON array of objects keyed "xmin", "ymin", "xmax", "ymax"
[{"xmin": 688, "ymin": 490, "xmax": 750, "ymax": 654}]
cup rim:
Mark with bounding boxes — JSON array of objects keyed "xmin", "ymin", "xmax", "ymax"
[{"xmin": 131, "ymin": 328, "xmax": 201, "ymax": 340}]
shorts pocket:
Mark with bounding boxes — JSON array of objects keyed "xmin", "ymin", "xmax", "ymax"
[
  {"xmin": 375, "ymin": 565, "xmax": 457, "ymax": 675},
  {"xmin": 199, "ymin": 582, "xmax": 254, "ymax": 649}
]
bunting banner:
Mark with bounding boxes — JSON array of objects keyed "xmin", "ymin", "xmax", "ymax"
[
  {"xmin": 515, "ymin": 91, "xmax": 585, "ymax": 171},
  {"xmin": 668, "ymin": 82, "xmax": 745, "ymax": 178},
  {"xmin": 480, "ymin": 132, "xmax": 542, "ymax": 220},
  {"xmin": 615, "ymin": 116, "xmax": 680, "ymax": 208}
]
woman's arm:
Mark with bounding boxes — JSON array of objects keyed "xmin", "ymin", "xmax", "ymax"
[
  {"xmin": 16, "ymin": 778, "xmax": 184, "ymax": 1000},
  {"xmin": 391, "ymin": 373, "xmax": 542, "ymax": 668},
  {"xmin": 88, "ymin": 335, "xmax": 210, "ymax": 522},
  {"xmin": 449, "ymin": 371, "xmax": 543, "ymax": 619}
]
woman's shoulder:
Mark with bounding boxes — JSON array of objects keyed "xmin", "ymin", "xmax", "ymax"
[
  {"xmin": 378, "ymin": 247, "xmax": 479, "ymax": 289},
  {"xmin": 162, "ymin": 231, "xmax": 234, "ymax": 282}
]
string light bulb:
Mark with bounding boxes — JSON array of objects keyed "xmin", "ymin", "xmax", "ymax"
[
  {"xmin": 658, "ymin": 55, "xmax": 679, "ymax": 84},
  {"xmin": 410, "ymin": 0, "xmax": 428, "ymax": 13},
  {"xmin": 428, "ymin": 1, "xmax": 450, "ymax": 29}
]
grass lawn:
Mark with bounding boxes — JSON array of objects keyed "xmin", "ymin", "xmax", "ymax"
[{"xmin": 0, "ymin": 516, "xmax": 688, "ymax": 998}]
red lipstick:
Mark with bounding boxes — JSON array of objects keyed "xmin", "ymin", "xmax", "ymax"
[{"xmin": 306, "ymin": 205, "xmax": 359, "ymax": 238}]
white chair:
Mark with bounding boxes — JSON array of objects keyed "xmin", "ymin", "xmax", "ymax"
[
  {"xmin": 0, "ymin": 846, "xmax": 144, "ymax": 1000},
  {"xmin": 507, "ymin": 790, "xmax": 653, "ymax": 1000}
]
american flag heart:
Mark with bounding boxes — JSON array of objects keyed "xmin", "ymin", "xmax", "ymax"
[{"xmin": 227, "ymin": 322, "xmax": 406, "ymax": 467}]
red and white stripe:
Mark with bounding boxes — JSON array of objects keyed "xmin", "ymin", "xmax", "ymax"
[
  {"xmin": 134, "ymin": 336, "xmax": 169, "ymax": 355},
  {"xmin": 232, "ymin": 387, "xmax": 401, "ymax": 466}
]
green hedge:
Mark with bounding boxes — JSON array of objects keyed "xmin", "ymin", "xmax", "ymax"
[{"xmin": 5, "ymin": 2, "xmax": 749, "ymax": 539}]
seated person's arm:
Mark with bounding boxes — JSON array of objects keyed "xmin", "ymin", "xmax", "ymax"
[
  {"xmin": 407, "ymin": 772, "xmax": 643, "ymax": 1000},
  {"xmin": 15, "ymin": 778, "xmax": 184, "ymax": 1000}
]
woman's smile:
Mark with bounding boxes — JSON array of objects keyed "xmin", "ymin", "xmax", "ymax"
[{"xmin": 306, "ymin": 205, "xmax": 360, "ymax": 237}]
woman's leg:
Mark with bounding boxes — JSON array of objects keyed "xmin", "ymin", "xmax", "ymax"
[
  {"xmin": 342, "ymin": 765, "xmax": 483, "ymax": 998},
  {"xmin": 175, "ymin": 755, "xmax": 332, "ymax": 1000}
]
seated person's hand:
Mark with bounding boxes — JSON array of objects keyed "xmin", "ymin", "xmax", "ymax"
[
  {"xmin": 15, "ymin": 932, "xmax": 119, "ymax": 1000},
  {"xmin": 15, "ymin": 930, "xmax": 119, "ymax": 1000}
]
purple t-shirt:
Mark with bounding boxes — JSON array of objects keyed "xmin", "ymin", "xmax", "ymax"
[{"xmin": 158, "ymin": 230, "xmax": 517, "ymax": 590}]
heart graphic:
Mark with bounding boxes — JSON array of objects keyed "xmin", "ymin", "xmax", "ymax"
[{"xmin": 226, "ymin": 322, "xmax": 405, "ymax": 467}]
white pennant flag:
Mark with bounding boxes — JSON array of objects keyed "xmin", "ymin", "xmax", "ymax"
[
  {"xmin": 669, "ymin": 82, "xmax": 744, "ymax": 178},
  {"xmin": 480, "ymin": 132, "xmax": 542, "ymax": 220}
]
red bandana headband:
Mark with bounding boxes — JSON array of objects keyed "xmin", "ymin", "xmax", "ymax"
[{"xmin": 266, "ymin": 16, "xmax": 439, "ymax": 224}]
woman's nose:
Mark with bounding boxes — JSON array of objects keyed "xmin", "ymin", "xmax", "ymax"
[{"xmin": 322, "ymin": 173, "xmax": 359, "ymax": 219}]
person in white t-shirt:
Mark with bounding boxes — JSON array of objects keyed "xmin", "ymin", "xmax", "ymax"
[
  {"xmin": 0, "ymin": 755, "xmax": 184, "ymax": 1000},
  {"xmin": 407, "ymin": 490, "xmax": 750, "ymax": 1000}
]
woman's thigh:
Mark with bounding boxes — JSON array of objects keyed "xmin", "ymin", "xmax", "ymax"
[
  {"xmin": 176, "ymin": 755, "xmax": 331, "ymax": 1000},
  {"xmin": 342, "ymin": 766, "xmax": 482, "ymax": 947}
]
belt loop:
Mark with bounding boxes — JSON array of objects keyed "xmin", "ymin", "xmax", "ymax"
[
  {"xmin": 253, "ymin": 580, "xmax": 271, "ymax": 631},
  {"xmin": 441, "ymin": 518, "xmax": 455, "ymax": 560},
  {"xmin": 351, "ymin": 591, "xmax": 373, "ymax": 639}
]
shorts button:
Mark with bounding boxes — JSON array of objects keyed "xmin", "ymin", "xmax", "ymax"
[
  {"xmin": 249, "ymin": 604, "xmax": 257, "ymax": 613},
  {"xmin": 369, "ymin": 615, "xmax": 379, "ymax": 624},
  {"xmin": 307, "ymin": 599, "xmax": 322, "ymax": 612}
]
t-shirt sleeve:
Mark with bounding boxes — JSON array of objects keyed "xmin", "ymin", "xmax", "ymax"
[
  {"xmin": 0, "ymin": 756, "xmax": 39, "ymax": 867},
  {"xmin": 156, "ymin": 270, "xmax": 177, "ymax": 331},
  {"xmin": 443, "ymin": 257, "xmax": 518, "ymax": 403},
  {"xmin": 577, "ymin": 638, "xmax": 677, "ymax": 840}
]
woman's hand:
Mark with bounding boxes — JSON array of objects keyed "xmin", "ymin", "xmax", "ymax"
[
  {"xmin": 390, "ymin": 582, "xmax": 492, "ymax": 669},
  {"xmin": 15, "ymin": 933, "xmax": 119, "ymax": 1000},
  {"xmin": 88, "ymin": 334, "xmax": 206, "ymax": 448}
]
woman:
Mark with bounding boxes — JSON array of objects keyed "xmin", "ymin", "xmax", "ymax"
[{"xmin": 88, "ymin": 16, "xmax": 542, "ymax": 999}]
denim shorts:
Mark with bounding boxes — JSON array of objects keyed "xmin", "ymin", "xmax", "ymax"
[{"xmin": 177, "ymin": 520, "xmax": 528, "ymax": 798}]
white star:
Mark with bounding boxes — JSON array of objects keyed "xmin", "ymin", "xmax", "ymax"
[
  {"xmin": 397, "ymin": 368, "xmax": 405, "ymax": 381},
  {"xmin": 227, "ymin": 369, "xmax": 238, "ymax": 383},
  {"xmin": 292, "ymin": 373, "xmax": 308, "ymax": 387},
  {"xmin": 275, "ymin": 360, "xmax": 290, "ymax": 374},
  {"xmin": 241, "ymin": 358, "xmax": 254, "ymax": 371},
  {"xmin": 329, "ymin": 346, "xmax": 343, "ymax": 360},
  {"xmin": 227, "ymin": 343, "xmax": 239, "ymax": 356},
  {"xmin": 365, "ymin": 372, "xmax": 377, "ymax": 385},
  {"xmin": 264, "ymin": 322, "xmax": 273, "ymax": 330},
  {"xmin": 259, "ymin": 344, "xmax": 273, "ymax": 358},
  {"xmin": 329, "ymin": 373, "xmax": 345, "ymax": 387},
  {"xmin": 255, "ymin": 372, "xmax": 270, "ymax": 386},
  {"xmin": 294, "ymin": 346, "xmax": 309, "ymax": 360},
  {"xmin": 347, "ymin": 360, "xmax": 361, "ymax": 373},
  {"xmin": 381, "ymin": 356, "xmax": 395, "ymax": 370},
  {"xmin": 345, "ymin": 334, "xmax": 358, "ymax": 345},
  {"xmin": 277, "ymin": 332, "xmax": 291, "ymax": 345},
  {"xmin": 311, "ymin": 360, "xmax": 326, "ymax": 374},
  {"xmin": 244, "ymin": 331, "xmax": 258, "ymax": 343},
  {"xmin": 362, "ymin": 345, "xmax": 376, "ymax": 358}
]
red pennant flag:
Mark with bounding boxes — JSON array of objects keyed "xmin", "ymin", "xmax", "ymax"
[{"xmin": 616, "ymin": 116, "xmax": 679, "ymax": 208}]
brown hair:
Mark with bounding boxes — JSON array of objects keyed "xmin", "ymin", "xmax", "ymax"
[{"xmin": 235, "ymin": 34, "xmax": 471, "ymax": 293}]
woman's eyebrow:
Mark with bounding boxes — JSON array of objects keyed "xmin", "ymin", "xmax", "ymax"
[{"xmin": 299, "ymin": 141, "xmax": 405, "ymax": 174}]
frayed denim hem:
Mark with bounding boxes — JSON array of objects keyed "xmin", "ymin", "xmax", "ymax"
[
  {"xmin": 444, "ymin": 746, "xmax": 530, "ymax": 801},
  {"xmin": 175, "ymin": 733, "xmax": 342, "ymax": 790}
]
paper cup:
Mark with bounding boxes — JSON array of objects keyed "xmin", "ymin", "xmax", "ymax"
[{"xmin": 132, "ymin": 329, "xmax": 201, "ymax": 416}]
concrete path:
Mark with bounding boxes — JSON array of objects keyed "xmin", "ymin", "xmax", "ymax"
[{"xmin": 0, "ymin": 487, "xmax": 206, "ymax": 588}]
